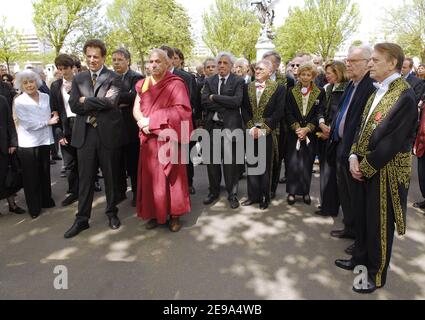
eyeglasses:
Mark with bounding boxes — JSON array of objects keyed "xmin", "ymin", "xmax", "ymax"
[{"xmin": 346, "ymin": 58, "xmax": 369, "ymax": 64}]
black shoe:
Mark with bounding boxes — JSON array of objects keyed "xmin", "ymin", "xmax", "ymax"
[
  {"xmin": 229, "ymin": 197, "xmax": 239, "ymax": 209},
  {"xmin": 335, "ymin": 258, "xmax": 356, "ymax": 271},
  {"xmin": 94, "ymin": 181, "xmax": 102, "ymax": 192},
  {"xmin": 30, "ymin": 213, "xmax": 40, "ymax": 219},
  {"xmin": 109, "ymin": 216, "xmax": 121, "ymax": 230},
  {"xmin": 314, "ymin": 209, "xmax": 330, "ymax": 216},
  {"xmin": 287, "ymin": 194, "xmax": 295, "ymax": 205},
  {"xmin": 52, "ymin": 155, "xmax": 62, "ymax": 161},
  {"xmin": 352, "ymin": 277, "xmax": 377, "ymax": 294},
  {"xmin": 64, "ymin": 220, "xmax": 90, "ymax": 238},
  {"xmin": 413, "ymin": 200, "xmax": 425, "ymax": 209},
  {"xmin": 270, "ymin": 191, "xmax": 276, "ymax": 200},
  {"xmin": 42, "ymin": 199, "xmax": 56, "ymax": 209},
  {"xmin": 203, "ymin": 193, "xmax": 219, "ymax": 205},
  {"xmin": 145, "ymin": 219, "xmax": 158, "ymax": 230},
  {"xmin": 60, "ymin": 173, "xmax": 67, "ymax": 178},
  {"xmin": 50, "ymin": 160, "xmax": 56, "ymax": 165},
  {"xmin": 61, "ymin": 194, "xmax": 78, "ymax": 207},
  {"xmin": 189, "ymin": 186, "xmax": 196, "ymax": 195},
  {"xmin": 303, "ymin": 194, "xmax": 311, "ymax": 205},
  {"xmin": 330, "ymin": 229, "xmax": 355, "ymax": 239},
  {"xmin": 242, "ymin": 199, "xmax": 256, "ymax": 206},
  {"xmin": 279, "ymin": 177, "xmax": 287, "ymax": 184},
  {"xmin": 259, "ymin": 197, "xmax": 269, "ymax": 210},
  {"xmin": 9, "ymin": 204, "xmax": 26, "ymax": 214},
  {"xmin": 345, "ymin": 243, "xmax": 355, "ymax": 255}
]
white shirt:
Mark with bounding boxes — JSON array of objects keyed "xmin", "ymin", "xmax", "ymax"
[
  {"xmin": 14, "ymin": 92, "xmax": 54, "ymax": 148},
  {"xmin": 87, "ymin": 66, "xmax": 104, "ymax": 123},
  {"xmin": 302, "ymin": 92, "xmax": 311, "ymax": 116},
  {"xmin": 270, "ymin": 72, "xmax": 277, "ymax": 81},
  {"xmin": 255, "ymin": 82, "xmax": 266, "ymax": 106},
  {"xmin": 213, "ymin": 73, "xmax": 231, "ymax": 121},
  {"xmin": 62, "ymin": 79, "xmax": 76, "ymax": 118}
]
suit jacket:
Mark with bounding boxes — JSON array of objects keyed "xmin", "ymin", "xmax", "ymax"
[
  {"xmin": 119, "ymin": 69, "xmax": 144, "ymax": 144},
  {"xmin": 242, "ymin": 80, "xmax": 286, "ymax": 132},
  {"xmin": 329, "ymin": 72, "xmax": 375, "ymax": 162},
  {"xmin": 0, "ymin": 81, "xmax": 16, "ymax": 109},
  {"xmin": 406, "ymin": 73, "xmax": 424, "ymax": 103},
  {"xmin": 201, "ymin": 73, "xmax": 245, "ymax": 131},
  {"xmin": 69, "ymin": 67, "xmax": 124, "ymax": 149},
  {"xmin": 50, "ymin": 79, "xmax": 72, "ymax": 140},
  {"xmin": 173, "ymin": 68, "xmax": 198, "ymax": 124},
  {"xmin": 0, "ymin": 96, "xmax": 18, "ymax": 155},
  {"xmin": 39, "ymin": 80, "xmax": 50, "ymax": 95}
]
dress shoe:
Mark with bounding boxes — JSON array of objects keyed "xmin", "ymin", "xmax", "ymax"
[
  {"xmin": 270, "ymin": 191, "xmax": 276, "ymax": 200},
  {"xmin": 303, "ymin": 194, "xmax": 311, "ymax": 205},
  {"xmin": 60, "ymin": 172, "xmax": 67, "ymax": 178},
  {"xmin": 64, "ymin": 220, "xmax": 90, "ymax": 238},
  {"xmin": 242, "ymin": 199, "xmax": 257, "ymax": 206},
  {"xmin": 335, "ymin": 258, "xmax": 356, "ymax": 271},
  {"xmin": 189, "ymin": 186, "xmax": 196, "ymax": 195},
  {"xmin": 330, "ymin": 229, "xmax": 355, "ymax": 239},
  {"xmin": 279, "ymin": 177, "xmax": 287, "ymax": 184},
  {"xmin": 259, "ymin": 198, "xmax": 269, "ymax": 210},
  {"xmin": 94, "ymin": 181, "xmax": 102, "ymax": 192},
  {"xmin": 61, "ymin": 194, "xmax": 78, "ymax": 207},
  {"xmin": 52, "ymin": 155, "xmax": 62, "ymax": 161},
  {"xmin": 203, "ymin": 193, "xmax": 219, "ymax": 205},
  {"xmin": 413, "ymin": 200, "xmax": 425, "ymax": 209},
  {"xmin": 345, "ymin": 243, "xmax": 355, "ymax": 255},
  {"xmin": 352, "ymin": 277, "xmax": 378, "ymax": 294},
  {"xmin": 9, "ymin": 204, "xmax": 26, "ymax": 214},
  {"xmin": 169, "ymin": 217, "xmax": 182, "ymax": 232},
  {"xmin": 229, "ymin": 197, "xmax": 240, "ymax": 209},
  {"xmin": 145, "ymin": 219, "xmax": 158, "ymax": 230},
  {"xmin": 314, "ymin": 210, "xmax": 330, "ymax": 217},
  {"xmin": 109, "ymin": 216, "xmax": 121, "ymax": 230},
  {"xmin": 50, "ymin": 160, "xmax": 56, "ymax": 165},
  {"xmin": 287, "ymin": 194, "xmax": 295, "ymax": 205},
  {"xmin": 30, "ymin": 213, "xmax": 40, "ymax": 219}
]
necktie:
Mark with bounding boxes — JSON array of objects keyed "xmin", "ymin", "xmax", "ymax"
[
  {"xmin": 333, "ymin": 84, "xmax": 355, "ymax": 142},
  {"xmin": 219, "ymin": 77, "xmax": 226, "ymax": 95},
  {"xmin": 89, "ymin": 72, "xmax": 98, "ymax": 127}
]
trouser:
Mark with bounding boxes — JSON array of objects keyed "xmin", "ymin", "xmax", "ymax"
[
  {"xmin": 76, "ymin": 126, "xmax": 121, "ymax": 221},
  {"xmin": 18, "ymin": 145, "xmax": 54, "ymax": 215},
  {"xmin": 417, "ymin": 156, "xmax": 425, "ymax": 198},
  {"xmin": 61, "ymin": 138, "xmax": 78, "ymax": 196}
]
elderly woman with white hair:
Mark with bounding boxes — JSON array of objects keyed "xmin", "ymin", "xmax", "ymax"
[{"xmin": 13, "ymin": 69, "xmax": 58, "ymax": 218}]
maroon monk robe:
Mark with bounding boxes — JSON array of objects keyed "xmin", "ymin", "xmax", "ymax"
[{"xmin": 135, "ymin": 72, "xmax": 193, "ymax": 224}]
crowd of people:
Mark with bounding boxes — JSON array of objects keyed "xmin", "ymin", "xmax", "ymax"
[{"xmin": 1, "ymin": 38, "xmax": 424, "ymax": 294}]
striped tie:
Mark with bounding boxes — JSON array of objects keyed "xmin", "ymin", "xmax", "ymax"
[{"xmin": 89, "ymin": 73, "xmax": 98, "ymax": 127}]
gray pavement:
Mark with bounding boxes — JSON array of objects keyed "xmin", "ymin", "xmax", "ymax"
[{"xmin": 1, "ymin": 159, "xmax": 425, "ymax": 300}]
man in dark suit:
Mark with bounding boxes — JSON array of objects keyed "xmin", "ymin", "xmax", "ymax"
[
  {"xmin": 0, "ymin": 79, "xmax": 16, "ymax": 108},
  {"xmin": 160, "ymin": 45, "xmax": 198, "ymax": 195},
  {"xmin": 402, "ymin": 57, "xmax": 424, "ymax": 103},
  {"xmin": 201, "ymin": 52, "xmax": 245, "ymax": 209},
  {"xmin": 50, "ymin": 54, "xmax": 79, "ymax": 207},
  {"xmin": 64, "ymin": 39, "xmax": 124, "ymax": 239},
  {"xmin": 112, "ymin": 48, "xmax": 144, "ymax": 207},
  {"xmin": 328, "ymin": 46, "xmax": 375, "ymax": 249}
]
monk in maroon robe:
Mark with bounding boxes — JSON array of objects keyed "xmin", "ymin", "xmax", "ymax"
[{"xmin": 133, "ymin": 49, "xmax": 193, "ymax": 232}]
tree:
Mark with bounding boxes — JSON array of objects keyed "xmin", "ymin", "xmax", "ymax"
[
  {"xmin": 106, "ymin": 0, "xmax": 193, "ymax": 69},
  {"xmin": 202, "ymin": 0, "xmax": 261, "ymax": 61},
  {"xmin": 383, "ymin": 0, "xmax": 425, "ymax": 61},
  {"xmin": 275, "ymin": 0, "xmax": 361, "ymax": 61},
  {"xmin": 32, "ymin": 0, "xmax": 101, "ymax": 55},
  {"xmin": 0, "ymin": 17, "xmax": 26, "ymax": 73}
]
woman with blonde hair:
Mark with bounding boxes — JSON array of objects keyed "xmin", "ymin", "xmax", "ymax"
[
  {"xmin": 13, "ymin": 69, "xmax": 58, "ymax": 218},
  {"xmin": 285, "ymin": 62, "xmax": 325, "ymax": 205}
]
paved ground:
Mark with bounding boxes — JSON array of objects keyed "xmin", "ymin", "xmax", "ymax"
[{"xmin": 1, "ymin": 158, "xmax": 425, "ymax": 300}]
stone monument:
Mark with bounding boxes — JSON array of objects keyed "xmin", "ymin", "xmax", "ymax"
[{"xmin": 251, "ymin": 0, "xmax": 277, "ymax": 62}]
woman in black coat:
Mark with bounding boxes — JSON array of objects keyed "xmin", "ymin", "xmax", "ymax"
[
  {"xmin": 0, "ymin": 95, "xmax": 25, "ymax": 214},
  {"xmin": 316, "ymin": 60, "xmax": 349, "ymax": 216},
  {"xmin": 285, "ymin": 62, "xmax": 325, "ymax": 205}
]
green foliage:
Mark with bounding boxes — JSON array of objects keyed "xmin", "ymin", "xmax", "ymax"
[
  {"xmin": 32, "ymin": 0, "xmax": 101, "ymax": 55},
  {"xmin": 106, "ymin": 0, "xmax": 193, "ymax": 68},
  {"xmin": 275, "ymin": 0, "xmax": 360, "ymax": 61},
  {"xmin": 202, "ymin": 0, "xmax": 261, "ymax": 61},
  {"xmin": 0, "ymin": 17, "xmax": 26, "ymax": 72},
  {"xmin": 383, "ymin": 0, "xmax": 425, "ymax": 61}
]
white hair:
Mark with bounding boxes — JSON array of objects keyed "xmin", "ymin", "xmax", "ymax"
[
  {"xmin": 235, "ymin": 58, "xmax": 249, "ymax": 67},
  {"xmin": 149, "ymin": 48, "xmax": 171, "ymax": 63},
  {"xmin": 256, "ymin": 59, "xmax": 273, "ymax": 71},
  {"xmin": 14, "ymin": 69, "xmax": 42, "ymax": 90},
  {"xmin": 348, "ymin": 44, "xmax": 373, "ymax": 60},
  {"xmin": 216, "ymin": 52, "xmax": 235, "ymax": 65}
]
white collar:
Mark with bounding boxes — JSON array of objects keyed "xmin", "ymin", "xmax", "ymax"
[
  {"xmin": 91, "ymin": 65, "xmax": 104, "ymax": 78},
  {"xmin": 219, "ymin": 73, "xmax": 230, "ymax": 81},
  {"xmin": 373, "ymin": 72, "xmax": 401, "ymax": 90}
]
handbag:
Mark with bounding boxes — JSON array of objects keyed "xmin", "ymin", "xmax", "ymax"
[{"xmin": 5, "ymin": 153, "xmax": 23, "ymax": 190}]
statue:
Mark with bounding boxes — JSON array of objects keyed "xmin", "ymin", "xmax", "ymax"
[{"xmin": 251, "ymin": 0, "xmax": 276, "ymax": 42}]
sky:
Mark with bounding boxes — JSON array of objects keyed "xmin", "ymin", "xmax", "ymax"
[{"xmin": 1, "ymin": 0, "xmax": 402, "ymax": 50}]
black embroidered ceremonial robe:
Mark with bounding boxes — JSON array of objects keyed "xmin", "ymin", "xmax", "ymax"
[
  {"xmin": 242, "ymin": 80, "xmax": 285, "ymax": 202},
  {"xmin": 285, "ymin": 83, "xmax": 325, "ymax": 196},
  {"xmin": 350, "ymin": 77, "xmax": 417, "ymax": 288}
]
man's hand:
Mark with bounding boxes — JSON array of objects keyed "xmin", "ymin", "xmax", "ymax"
[
  {"xmin": 296, "ymin": 127, "xmax": 310, "ymax": 141},
  {"xmin": 8, "ymin": 147, "xmax": 16, "ymax": 154},
  {"xmin": 59, "ymin": 138, "xmax": 68, "ymax": 146},
  {"xmin": 79, "ymin": 97, "xmax": 86, "ymax": 104},
  {"xmin": 250, "ymin": 127, "xmax": 264, "ymax": 140},
  {"xmin": 349, "ymin": 157, "xmax": 364, "ymax": 181}
]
